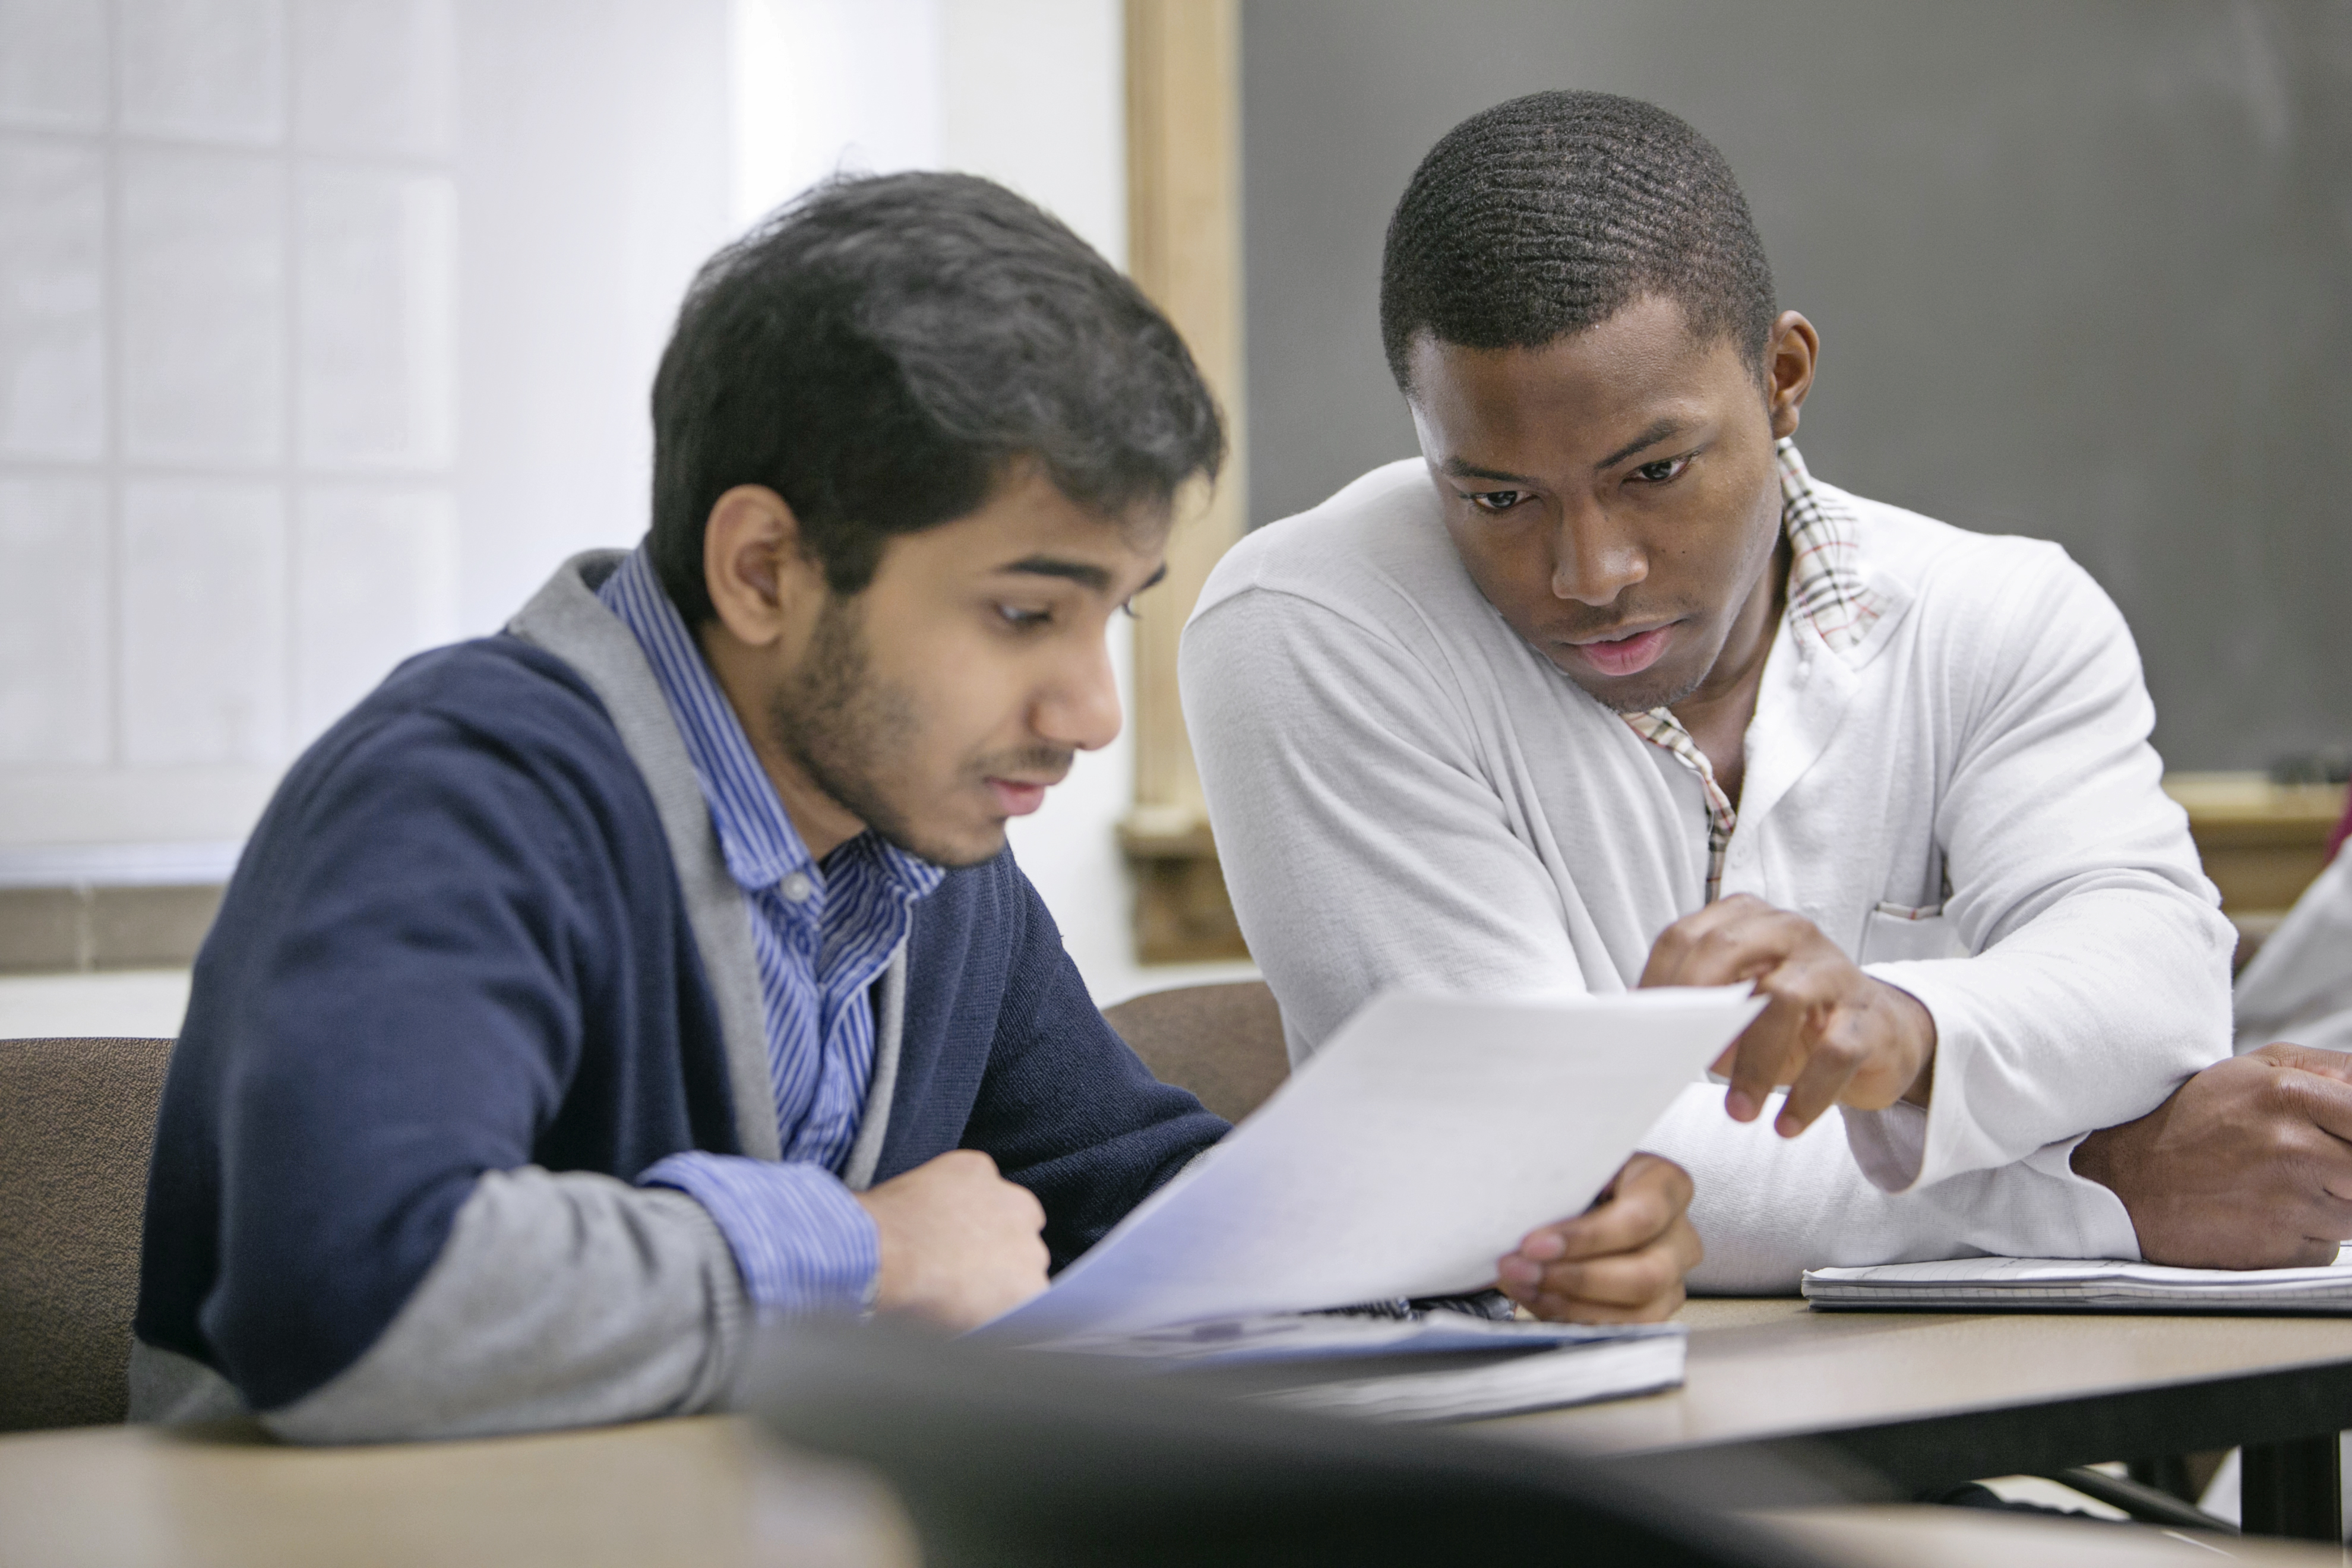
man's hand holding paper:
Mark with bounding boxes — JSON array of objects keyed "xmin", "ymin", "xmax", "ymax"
[{"xmin": 1499, "ymin": 1153, "xmax": 1702, "ymax": 1323}]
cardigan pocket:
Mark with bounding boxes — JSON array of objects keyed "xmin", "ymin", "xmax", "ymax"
[{"xmin": 1860, "ymin": 903, "xmax": 1967, "ymax": 965}]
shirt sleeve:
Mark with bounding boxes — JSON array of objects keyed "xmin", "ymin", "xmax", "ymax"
[
  {"xmin": 637, "ymin": 1152, "xmax": 879, "ymax": 1314},
  {"xmin": 1844, "ymin": 546, "xmax": 2234, "ymax": 1189},
  {"xmin": 1183, "ymin": 587, "xmax": 1598, "ymax": 1057},
  {"xmin": 1639, "ymin": 1085, "xmax": 2141, "ymax": 1294}
]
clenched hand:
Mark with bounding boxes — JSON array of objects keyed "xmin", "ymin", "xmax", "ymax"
[
  {"xmin": 2073, "ymin": 1044, "xmax": 2352, "ymax": 1269},
  {"xmin": 854, "ymin": 1149, "xmax": 1049, "ymax": 1330}
]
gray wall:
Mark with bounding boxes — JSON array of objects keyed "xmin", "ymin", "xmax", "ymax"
[{"xmin": 1241, "ymin": 0, "xmax": 2352, "ymax": 770}]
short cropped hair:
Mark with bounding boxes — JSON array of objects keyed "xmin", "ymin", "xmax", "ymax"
[
  {"xmin": 650, "ymin": 172, "xmax": 1225, "ymax": 618},
  {"xmin": 1379, "ymin": 91, "xmax": 1777, "ymax": 393}
]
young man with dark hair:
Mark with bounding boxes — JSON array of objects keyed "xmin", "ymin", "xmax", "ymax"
[
  {"xmin": 1186, "ymin": 92, "xmax": 2352, "ymax": 1309},
  {"xmin": 129, "ymin": 175, "xmax": 1207, "ymax": 1441}
]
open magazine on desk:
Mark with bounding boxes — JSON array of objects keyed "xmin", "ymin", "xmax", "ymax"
[{"xmin": 975, "ymin": 986, "xmax": 1767, "ymax": 1419}]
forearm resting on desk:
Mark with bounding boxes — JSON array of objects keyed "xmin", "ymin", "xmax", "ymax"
[{"xmin": 2072, "ymin": 1044, "xmax": 2352, "ymax": 1269}]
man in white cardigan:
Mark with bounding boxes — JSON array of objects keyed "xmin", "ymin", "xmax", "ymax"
[{"xmin": 1183, "ymin": 90, "xmax": 2352, "ymax": 1312}]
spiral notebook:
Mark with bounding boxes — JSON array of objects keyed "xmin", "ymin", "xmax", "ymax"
[{"xmin": 1803, "ymin": 1250, "xmax": 2352, "ymax": 1313}]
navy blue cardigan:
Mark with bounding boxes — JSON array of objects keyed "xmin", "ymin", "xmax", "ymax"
[{"xmin": 135, "ymin": 634, "xmax": 1225, "ymax": 1410}]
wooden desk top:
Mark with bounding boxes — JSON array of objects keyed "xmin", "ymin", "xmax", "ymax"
[
  {"xmin": 5, "ymin": 1411, "xmax": 2340, "ymax": 1568},
  {"xmin": 0, "ymin": 1414, "xmax": 915, "ymax": 1568},
  {"xmin": 1484, "ymin": 1298, "xmax": 2352, "ymax": 1497},
  {"xmin": 11, "ymin": 1305, "xmax": 2352, "ymax": 1566}
]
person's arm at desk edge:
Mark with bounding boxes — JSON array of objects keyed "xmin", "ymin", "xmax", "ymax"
[
  {"xmin": 2072, "ymin": 1043, "xmax": 2352, "ymax": 1268},
  {"xmin": 137, "ymin": 690, "xmax": 1211, "ymax": 1444},
  {"xmin": 135, "ymin": 700, "xmax": 781, "ymax": 1443}
]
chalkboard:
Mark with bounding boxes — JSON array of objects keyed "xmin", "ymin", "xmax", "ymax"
[{"xmin": 1242, "ymin": 0, "xmax": 2352, "ymax": 770}]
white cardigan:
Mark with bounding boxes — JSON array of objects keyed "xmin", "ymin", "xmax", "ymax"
[{"xmin": 1182, "ymin": 459, "xmax": 2235, "ymax": 1290}]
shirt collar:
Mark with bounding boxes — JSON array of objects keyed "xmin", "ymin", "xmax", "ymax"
[
  {"xmin": 1614, "ymin": 441, "xmax": 1885, "ymax": 903},
  {"xmin": 1775, "ymin": 438, "xmax": 1886, "ymax": 654},
  {"xmin": 596, "ymin": 546, "xmax": 943, "ymax": 906}
]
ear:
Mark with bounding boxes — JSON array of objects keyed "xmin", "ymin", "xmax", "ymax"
[
  {"xmin": 701, "ymin": 485, "xmax": 824, "ymax": 650},
  {"xmin": 1765, "ymin": 311, "xmax": 1820, "ymax": 441}
]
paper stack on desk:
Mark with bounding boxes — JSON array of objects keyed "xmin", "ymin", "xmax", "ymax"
[
  {"xmin": 979, "ymin": 985, "xmax": 1765, "ymax": 1417},
  {"xmin": 1803, "ymin": 1251, "xmax": 2352, "ymax": 1313}
]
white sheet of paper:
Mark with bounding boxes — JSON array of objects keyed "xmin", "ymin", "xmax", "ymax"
[{"xmin": 981, "ymin": 985, "xmax": 1765, "ymax": 1345}]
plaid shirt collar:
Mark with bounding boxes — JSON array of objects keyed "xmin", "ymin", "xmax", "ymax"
[{"xmin": 1618, "ymin": 441, "xmax": 1885, "ymax": 902}]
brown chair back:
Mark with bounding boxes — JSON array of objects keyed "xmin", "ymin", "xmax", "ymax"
[
  {"xmin": 1102, "ymin": 980, "xmax": 1290, "ymax": 1124},
  {"xmin": 0, "ymin": 1036, "xmax": 173, "ymax": 1431}
]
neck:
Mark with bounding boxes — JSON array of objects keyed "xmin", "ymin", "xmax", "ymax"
[{"xmin": 696, "ymin": 622, "xmax": 867, "ymax": 864}]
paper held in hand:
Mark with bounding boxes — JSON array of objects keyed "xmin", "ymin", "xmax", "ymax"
[{"xmin": 980, "ymin": 985, "xmax": 1766, "ymax": 1346}]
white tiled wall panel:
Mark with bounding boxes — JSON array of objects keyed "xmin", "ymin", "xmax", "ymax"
[
  {"xmin": 0, "ymin": 138, "xmax": 105, "ymax": 460},
  {"xmin": 2, "ymin": 0, "xmax": 736, "ymax": 853},
  {"xmin": 293, "ymin": 485, "xmax": 456, "ymax": 738},
  {"xmin": 293, "ymin": 0, "xmax": 456, "ymax": 159},
  {"xmin": 297, "ymin": 168, "xmax": 456, "ymax": 469},
  {"xmin": 121, "ymin": 147, "xmax": 285, "ymax": 466},
  {"xmin": 0, "ymin": 0, "xmax": 109, "ymax": 132},
  {"xmin": 0, "ymin": 476, "xmax": 109, "ymax": 764},
  {"xmin": 119, "ymin": 0, "xmax": 286, "ymax": 147},
  {"xmin": 121, "ymin": 479, "xmax": 287, "ymax": 764}
]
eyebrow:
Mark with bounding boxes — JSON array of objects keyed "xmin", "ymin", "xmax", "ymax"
[
  {"xmin": 1436, "ymin": 416, "xmax": 1692, "ymax": 488},
  {"xmin": 1438, "ymin": 458, "xmax": 1539, "ymax": 485},
  {"xmin": 997, "ymin": 557, "xmax": 1168, "ymax": 596},
  {"xmin": 1594, "ymin": 418, "xmax": 1690, "ymax": 473}
]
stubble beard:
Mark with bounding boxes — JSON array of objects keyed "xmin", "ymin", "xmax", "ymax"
[
  {"xmin": 1588, "ymin": 660, "xmax": 1712, "ymax": 717},
  {"xmin": 766, "ymin": 595, "xmax": 1073, "ymax": 871},
  {"xmin": 766, "ymin": 594, "xmax": 960, "ymax": 866}
]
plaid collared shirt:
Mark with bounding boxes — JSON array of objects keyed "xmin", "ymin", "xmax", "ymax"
[{"xmin": 1618, "ymin": 440, "xmax": 1886, "ymax": 902}]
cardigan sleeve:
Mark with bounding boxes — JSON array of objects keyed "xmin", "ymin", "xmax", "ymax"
[
  {"xmin": 956, "ymin": 859, "xmax": 1228, "ymax": 1270},
  {"xmin": 139, "ymin": 681, "xmax": 753, "ymax": 1437}
]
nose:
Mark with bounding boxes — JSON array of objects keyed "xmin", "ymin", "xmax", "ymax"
[
  {"xmin": 1550, "ymin": 495, "xmax": 1648, "ymax": 606},
  {"xmin": 1033, "ymin": 629, "xmax": 1124, "ymax": 754}
]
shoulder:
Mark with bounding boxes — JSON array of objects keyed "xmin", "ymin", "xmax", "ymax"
[
  {"xmin": 1187, "ymin": 459, "xmax": 1519, "ymax": 700},
  {"xmin": 1193, "ymin": 460, "xmax": 1486, "ymax": 633},
  {"xmin": 255, "ymin": 635, "xmax": 652, "ymax": 872},
  {"xmin": 1825, "ymin": 480, "xmax": 2137, "ymax": 711},
  {"xmin": 301, "ymin": 636, "xmax": 623, "ymax": 783},
  {"xmin": 1833, "ymin": 482, "xmax": 2094, "ymax": 612}
]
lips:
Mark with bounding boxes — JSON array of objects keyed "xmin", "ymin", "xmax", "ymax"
[
  {"xmin": 1566, "ymin": 623, "xmax": 1675, "ymax": 678},
  {"xmin": 987, "ymin": 779, "xmax": 1051, "ymax": 817}
]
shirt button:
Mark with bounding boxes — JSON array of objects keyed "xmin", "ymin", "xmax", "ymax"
[{"xmin": 780, "ymin": 871, "xmax": 814, "ymax": 904}]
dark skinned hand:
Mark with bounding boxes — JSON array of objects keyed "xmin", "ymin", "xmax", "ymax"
[
  {"xmin": 1496, "ymin": 1153, "xmax": 1702, "ymax": 1323},
  {"xmin": 1640, "ymin": 894, "xmax": 1937, "ymax": 1137},
  {"xmin": 2072, "ymin": 1043, "xmax": 2352, "ymax": 1269}
]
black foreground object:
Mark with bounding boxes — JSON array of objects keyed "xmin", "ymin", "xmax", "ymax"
[{"xmin": 742, "ymin": 1319, "xmax": 1833, "ymax": 1568}]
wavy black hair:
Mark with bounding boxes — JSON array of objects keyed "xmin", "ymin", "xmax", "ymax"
[
  {"xmin": 1379, "ymin": 91, "xmax": 1777, "ymax": 393},
  {"xmin": 650, "ymin": 172, "xmax": 1225, "ymax": 619}
]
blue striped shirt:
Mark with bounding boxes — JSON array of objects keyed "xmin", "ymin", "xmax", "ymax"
[{"xmin": 600, "ymin": 546, "xmax": 944, "ymax": 1315}]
